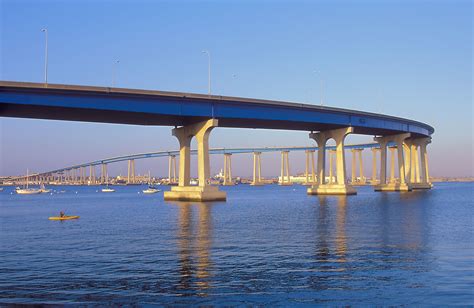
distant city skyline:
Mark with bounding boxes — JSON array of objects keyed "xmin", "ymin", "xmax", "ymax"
[{"xmin": 1, "ymin": 0, "xmax": 472, "ymax": 177}]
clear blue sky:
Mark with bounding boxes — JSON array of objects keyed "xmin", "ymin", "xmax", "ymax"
[{"xmin": 1, "ymin": 0, "xmax": 472, "ymax": 177}]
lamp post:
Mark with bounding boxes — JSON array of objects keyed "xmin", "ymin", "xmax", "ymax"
[
  {"xmin": 202, "ymin": 50, "xmax": 211, "ymax": 95},
  {"xmin": 41, "ymin": 28, "xmax": 48, "ymax": 85},
  {"xmin": 112, "ymin": 60, "xmax": 120, "ymax": 87}
]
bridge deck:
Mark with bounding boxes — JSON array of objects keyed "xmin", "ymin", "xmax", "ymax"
[{"xmin": 0, "ymin": 81, "xmax": 434, "ymax": 137}]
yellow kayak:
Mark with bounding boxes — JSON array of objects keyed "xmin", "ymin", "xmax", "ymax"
[{"xmin": 49, "ymin": 216, "xmax": 80, "ymax": 221}]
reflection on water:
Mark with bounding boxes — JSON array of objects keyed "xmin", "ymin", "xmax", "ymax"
[
  {"xmin": 0, "ymin": 183, "xmax": 472, "ymax": 305},
  {"xmin": 174, "ymin": 202, "xmax": 213, "ymax": 296},
  {"xmin": 316, "ymin": 196, "xmax": 347, "ymax": 263},
  {"xmin": 335, "ymin": 197, "xmax": 347, "ymax": 262}
]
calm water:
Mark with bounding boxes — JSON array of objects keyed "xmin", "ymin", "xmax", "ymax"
[{"xmin": 0, "ymin": 182, "xmax": 472, "ymax": 305}]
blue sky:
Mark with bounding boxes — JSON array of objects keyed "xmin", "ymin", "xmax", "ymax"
[{"xmin": 1, "ymin": 0, "xmax": 472, "ymax": 177}]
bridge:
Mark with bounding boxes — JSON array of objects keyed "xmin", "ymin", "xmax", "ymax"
[
  {"xmin": 0, "ymin": 81, "xmax": 434, "ymax": 200},
  {"xmin": 5, "ymin": 142, "xmax": 388, "ymax": 185}
]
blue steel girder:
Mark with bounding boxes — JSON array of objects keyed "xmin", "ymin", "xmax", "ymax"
[{"xmin": 0, "ymin": 81, "xmax": 434, "ymax": 137}]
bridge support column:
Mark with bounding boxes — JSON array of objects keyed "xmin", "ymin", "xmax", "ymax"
[
  {"xmin": 307, "ymin": 127, "xmax": 356, "ymax": 195},
  {"xmin": 374, "ymin": 133, "xmax": 412, "ymax": 191},
  {"xmin": 403, "ymin": 143, "xmax": 411, "ymax": 181},
  {"xmin": 409, "ymin": 137, "xmax": 433, "ymax": 189},
  {"xmin": 410, "ymin": 142, "xmax": 419, "ymax": 184},
  {"xmin": 328, "ymin": 149, "xmax": 336, "ymax": 184},
  {"xmin": 304, "ymin": 150, "xmax": 316, "ymax": 185},
  {"xmin": 388, "ymin": 146, "xmax": 397, "ymax": 183},
  {"xmin": 168, "ymin": 155, "xmax": 177, "ymax": 184},
  {"xmin": 279, "ymin": 151, "xmax": 292, "ymax": 185},
  {"xmin": 351, "ymin": 148, "xmax": 365, "ymax": 185},
  {"xmin": 371, "ymin": 148, "xmax": 379, "ymax": 184},
  {"xmin": 222, "ymin": 153, "xmax": 234, "ymax": 186},
  {"xmin": 127, "ymin": 159, "xmax": 136, "ymax": 184},
  {"xmin": 101, "ymin": 163, "xmax": 107, "ymax": 185},
  {"xmin": 164, "ymin": 119, "xmax": 226, "ymax": 202},
  {"xmin": 81, "ymin": 167, "xmax": 86, "ymax": 185},
  {"xmin": 251, "ymin": 152, "xmax": 263, "ymax": 186},
  {"xmin": 89, "ymin": 165, "xmax": 95, "ymax": 185}
]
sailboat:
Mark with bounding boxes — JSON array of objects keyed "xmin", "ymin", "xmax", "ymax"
[
  {"xmin": 39, "ymin": 182, "xmax": 51, "ymax": 193},
  {"xmin": 143, "ymin": 171, "xmax": 160, "ymax": 194},
  {"xmin": 101, "ymin": 172, "xmax": 115, "ymax": 192},
  {"xmin": 16, "ymin": 169, "xmax": 41, "ymax": 195}
]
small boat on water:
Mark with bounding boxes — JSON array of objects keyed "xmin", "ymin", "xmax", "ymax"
[
  {"xmin": 101, "ymin": 173, "xmax": 115, "ymax": 192},
  {"xmin": 143, "ymin": 186, "xmax": 160, "ymax": 194},
  {"xmin": 16, "ymin": 169, "xmax": 41, "ymax": 195},
  {"xmin": 39, "ymin": 183, "xmax": 51, "ymax": 194},
  {"xmin": 101, "ymin": 186, "xmax": 115, "ymax": 193},
  {"xmin": 142, "ymin": 171, "xmax": 160, "ymax": 194},
  {"xmin": 49, "ymin": 215, "xmax": 80, "ymax": 221}
]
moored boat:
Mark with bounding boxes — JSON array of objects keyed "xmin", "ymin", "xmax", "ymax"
[
  {"xmin": 142, "ymin": 171, "xmax": 160, "ymax": 193},
  {"xmin": 39, "ymin": 183, "xmax": 51, "ymax": 193},
  {"xmin": 143, "ymin": 186, "xmax": 160, "ymax": 194},
  {"xmin": 101, "ymin": 186, "xmax": 115, "ymax": 193},
  {"xmin": 16, "ymin": 169, "xmax": 41, "ymax": 195}
]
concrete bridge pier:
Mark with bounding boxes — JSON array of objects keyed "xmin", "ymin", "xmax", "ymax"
[
  {"xmin": 80, "ymin": 167, "xmax": 86, "ymax": 185},
  {"xmin": 74, "ymin": 168, "xmax": 78, "ymax": 184},
  {"xmin": 307, "ymin": 127, "xmax": 356, "ymax": 195},
  {"xmin": 406, "ymin": 137, "xmax": 432, "ymax": 189},
  {"xmin": 127, "ymin": 159, "xmax": 136, "ymax": 184},
  {"xmin": 328, "ymin": 149, "xmax": 336, "ymax": 184},
  {"xmin": 279, "ymin": 151, "xmax": 292, "ymax": 185},
  {"xmin": 101, "ymin": 163, "xmax": 107, "ymax": 185},
  {"xmin": 222, "ymin": 153, "xmax": 234, "ymax": 186},
  {"xmin": 388, "ymin": 146, "xmax": 397, "ymax": 183},
  {"xmin": 164, "ymin": 119, "xmax": 226, "ymax": 202},
  {"xmin": 371, "ymin": 148, "xmax": 380, "ymax": 184},
  {"xmin": 374, "ymin": 133, "xmax": 412, "ymax": 191},
  {"xmin": 351, "ymin": 148, "xmax": 365, "ymax": 185},
  {"xmin": 168, "ymin": 155, "xmax": 177, "ymax": 184},
  {"xmin": 304, "ymin": 150, "xmax": 316, "ymax": 185},
  {"xmin": 251, "ymin": 151, "xmax": 263, "ymax": 186},
  {"xmin": 89, "ymin": 165, "xmax": 96, "ymax": 185}
]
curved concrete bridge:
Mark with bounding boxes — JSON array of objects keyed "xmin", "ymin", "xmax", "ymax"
[{"xmin": 0, "ymin": 81, "xmax": 434, "ymax": 201}]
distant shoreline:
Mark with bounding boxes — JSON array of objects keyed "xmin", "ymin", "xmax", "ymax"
[{"xmin": 430, "ymin": 178, "xmax": 474, "ymax": 183}]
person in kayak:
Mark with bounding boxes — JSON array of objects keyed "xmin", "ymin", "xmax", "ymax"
[{"xmin": 60, "ymin": 211, "xmax": 65, "ymax": 217}]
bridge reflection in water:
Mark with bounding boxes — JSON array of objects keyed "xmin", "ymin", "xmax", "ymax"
[
  {"xmin": 173, "ymin": 202, "xmax": 214, "ymax": 296},
  {"xmin": 315, "ymin": 196, "xmax": 347, "ymax": 264},
  {"xmin": 167, "ymin": 191, "xmax": 432, "ymax": 298}
]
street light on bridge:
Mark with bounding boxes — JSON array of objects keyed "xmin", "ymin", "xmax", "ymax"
[
  {"xmin": 41, "ymin": 28, "xmax": 48, "ymax": 85},
  {"xmin": 202, "ymin": 50, "xmax": 211, "ymax": 95}
]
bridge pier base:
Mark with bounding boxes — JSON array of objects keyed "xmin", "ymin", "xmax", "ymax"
[
  {"xmin": 407, "ymin": 137, "xmax": 433, "ymax": 190},
  {"xmin": 307, "ymin": 127, "xmax": 357, "ymax": 195},
  {"xmin": 165, "ymin": 186, "xmax": 225, "ymax": 202},
  {"xmin": 164, "ymin": 119, "xmax": 226, "ymax": 202},
  {"xmin": 374, "ymin": 133, "xmax": 413, "ymax": 192}
]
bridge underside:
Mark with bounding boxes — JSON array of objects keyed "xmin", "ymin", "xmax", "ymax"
[{"xmin": 0, "ymin": 103, "xmax": 416, "ymax": 137}]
